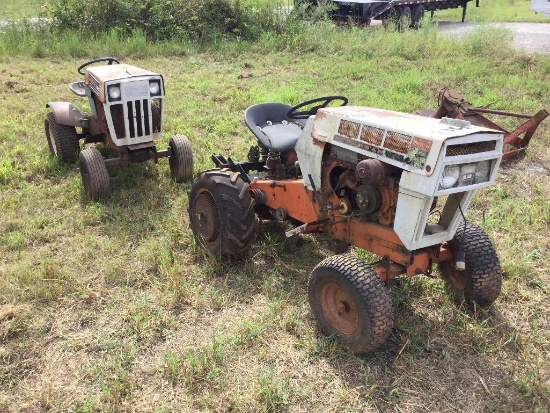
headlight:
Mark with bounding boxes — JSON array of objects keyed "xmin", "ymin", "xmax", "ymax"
[
  {"xmin": 439, "ymin": 160, "xmax": 494, "ymax": 191},
  {"xmin": 149, "ymin": 80, "xmax": 161, "ymax": 96},
  {"xmin": 440, "ymin": 165, "xmax": 460, "ymax": 189},
  {"xmin": 107, "ymin": 84, "xmax": 121, "ymax": 101},
  {"xmin": 458, "ymin": 163, "xmax": 476, "ymax": 186},
  {"xmin": 475, "ymin": 160, "xmax": 490, "ymax": 183}
]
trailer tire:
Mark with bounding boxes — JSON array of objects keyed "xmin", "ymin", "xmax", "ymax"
[
  {"xmin": 169, "ymin": 134, "xmax": 193, "ymax": 183},
  {"xmin": 411, "ymin": 5, "xmax": 425, "ymax": 28},
  {"xmin": 397, "ymin": 6, "xmax": 412, "ymax": 31},
  {"xmin": 79, "ymin": 148, "xmax": 110, "ymax": 200},
  {"xmin": 439, "ymin": 223, "xmax": 503, "ymax": 309},
  {"xmin": 45, "ymin": 112, "xmax": 80, "ymax": 164},
  {"xmin": 188, "ymin": 169, "xmax": 257, "ymax": 257},
  {"xmin": 308, "ymin": 254, "xmax": 394, "ymax": 354}
]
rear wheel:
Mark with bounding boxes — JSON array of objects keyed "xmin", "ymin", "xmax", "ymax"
[
  {"xmin": 308, "ymin": 254, "xmax": 394, "ymax": 354},
  {"xmin": 45, "ymin": 112, "xmax": 80, "ymax": 163},
  {"xmin": 79, "ymin": 148, "xmax": 110, "ymax": 200},
  {"xmin": 411, "ymin": 5, "xmax": 425, "ymax": 28},
  {"xmin": 397, "ymin": 6, "xmax": 412, "ymax": 31},
  {"xmin": 169, "ymin": 134, "xmax": 193, "ymax": 183},
  {"xmin": 188, "ymin": 169, "xmax": 257, "ymax": 256},
  {"xmin": 439, "ymin": 223, "xmax": 502, "ymax": 308}
]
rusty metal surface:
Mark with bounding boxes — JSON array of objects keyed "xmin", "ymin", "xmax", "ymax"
[
  {"xmin": 421, "ymin": 87, "xmax": 549, "ymax": 160},
  {"xmin": 320, "ymin": 282, "xmax": 359, "ymax": 334}
]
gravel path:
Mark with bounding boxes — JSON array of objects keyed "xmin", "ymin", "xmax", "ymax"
[{"xmin": 436, "ymin": 21, "xmax": 550, "ymax": 54}]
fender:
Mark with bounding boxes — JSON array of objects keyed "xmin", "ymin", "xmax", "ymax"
[{"xmin": 46, "ymin": 102, "xmax": 87, "ymax": 128}]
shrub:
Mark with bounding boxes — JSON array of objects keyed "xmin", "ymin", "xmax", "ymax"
[{"xmin": 43, "ymin": 0, "xmax": 261, "ymax": 42}]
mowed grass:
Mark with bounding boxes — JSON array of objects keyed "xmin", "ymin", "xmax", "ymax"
[
  {"xmin": 0, "ymin": 23, "xmax": 549, "ymax": 412},
  {"xmin": 435, "ymin": 0, "xmax": 550, "ymax": 22}
]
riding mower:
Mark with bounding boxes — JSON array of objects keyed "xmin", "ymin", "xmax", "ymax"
[
  {"xmin": 188, "ymin": 95, "xmax": 506, "ymax": 354},
  {"xmin": 45, "ymin": 57, "xmax": 193, "ymax": 200}
]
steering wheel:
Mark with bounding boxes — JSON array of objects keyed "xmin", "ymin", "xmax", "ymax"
[
  {"xmin": 287, "ymin": 96, "xmax": 348, "ymax": 119},
  {"xmin": 78, "ymin": 57, "xmax": 120, "ymax": 75}
]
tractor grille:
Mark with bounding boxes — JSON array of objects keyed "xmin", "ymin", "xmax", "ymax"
[
  {"xmin": 446, "ymin": 140, "xmax": 497, "ymax": 156},
  {"xmin": 338, "ymin": 120, "xmax": 360, "ymax": 139},
  {"xmin": 384, "ymin": 131, "xmax": 413, "ymax": 154},
  {"xmin": 360, "ymin": 125, "xmax": 384, "ymax": 146},
  {"xmin": 109, "ymin": 99, "xmax": 152, "ymax": 140},
  {"xmin": 88, "ymin": 74, "xmax": 100, "ymax": 96}
]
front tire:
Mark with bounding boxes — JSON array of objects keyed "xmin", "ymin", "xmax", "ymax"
[
  {"xmin": 45, "ymin": 112, "xmax": 80, "ymax": 163},
  {"xmin": 79, "ymin": 148, "xmax": 110, "ymax": 200},
  {"xmin": 169, "ymin": 134, "xmax": 193, "ymax": 183},
  {"xmin": 188, "ymin": 169, "xmax": 257, "ymax": 257},
  {"xmin": 308, "ymin": 255, "xmax": 394, "ymax": 354},
  {"xmin": 439, "ymin": 223, "xmax": 503, "ymax": 308}
]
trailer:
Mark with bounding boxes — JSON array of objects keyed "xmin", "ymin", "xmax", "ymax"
[
  {"xmin": 530, "ymin": 0, "xmax": 550, "ymax": 17},
  {"xmin": 301, "ymin": 0, "xmax": 481, "ymax": 27}
]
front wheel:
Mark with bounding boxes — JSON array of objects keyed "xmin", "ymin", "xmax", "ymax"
[
  {"xmin": 308, "ymin": 254, "xmax": 394, "ymax": 354},
  {"xmin": 79, "ymin": 148, "xmax": 110, "ymax": 200},
  {"xmin": 439, "ymin": 223, "xmax": 503, "ymax": 308},
  {"xmin": 188, "ymin": 169, "xmax": 257, "ymax": 257},
  {"xmin": 169, "ymin": 134, "xmax": 193, "ymax": 183},
  {"xmin": 45, "ymin": 112, "xmax": 80, "ymax": 163}
]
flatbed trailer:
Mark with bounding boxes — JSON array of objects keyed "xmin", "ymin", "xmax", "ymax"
[{"xmin": 304, "ymin": 0, "xmax": 480, "ymax": 27}]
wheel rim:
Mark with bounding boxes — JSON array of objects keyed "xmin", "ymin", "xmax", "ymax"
[
  {"xmin": 444, "ymin": 261, "xmax": 467, "ymax": 290},
  {"xmin": 192, "ymin": 191, "xmax": 220, "ymax": 243},
  {"xmin": 48, "ymin": 124, "xmax": 58, "ymax": 156},
  {"xmin": 320, "ymin": 282, "xmax": 359, "ymax": 335}
]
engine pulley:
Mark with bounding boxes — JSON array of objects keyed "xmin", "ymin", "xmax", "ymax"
[
  {"xmin": 355, "ymin": 186, "xmax": 382, "ymax": 214},
  {"xmin": 356, "ymin": 159, "xmax": 385, "ymax": 185}
]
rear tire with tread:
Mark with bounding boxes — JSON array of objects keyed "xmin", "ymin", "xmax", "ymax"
[
  {"xmin": 397, "ymin": 6, "xmax": 412, "ymax": 31},
  {"xmin": 45, "ymin": 112, "xmax": 80, "ymax": 163},
  {"xmin": 79, "ymin": 148, "xmax": 110, "ymax": 200},
  {"xmin": 411, "ymin": 5, "xmax": 425, "ymax": 28},
  {"xmin": 188, "ymin": 169, "xmax": 256, "ymax": 257},
  {"xmin": 308, "ymin": 254, "xmax": 394, "ymax": 354},
  {"xmin": 169, "ymin": 134, "xmax": 193, "ymax": 183},
  {"xmin": 439, "ymin": 222, "xmax": 502, "ymax": 308}
]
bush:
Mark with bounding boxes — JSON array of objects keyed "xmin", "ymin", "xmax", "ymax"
[{"xmin": 42, "ymin": 0, "xmax": 281, "ymax": 42}]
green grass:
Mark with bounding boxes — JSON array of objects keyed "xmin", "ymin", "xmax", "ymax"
[
  {"xmin": 435, "ymin": 0, "xmax": 550, "ymax": 22},
  {"xmin": 0, "ymin": 0, "xmax": 37, "ymax": 17},
  {"xmin": 0, "ymin": 9, "xmax": 549, "ymax": 413}
]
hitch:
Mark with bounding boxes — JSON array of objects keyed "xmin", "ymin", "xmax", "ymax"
[{"xmin": 417, "ymin": 87, "xmax": 549, "ymax": 160}]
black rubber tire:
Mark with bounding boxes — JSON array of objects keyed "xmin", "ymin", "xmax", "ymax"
[
  {"xmin": 45, "ymin": 112, "xmax": 80, "ymax": 164},
  {"xmin": 308, "ymin": 254, "xmax": 394, "ymax": 354},
  {"xmin": 439, "ymin": 222, "xmax": 503, "ymax": 308},
  {"xmin": 79, "ymin": 148, "xmax": 110, "ymax": 200},
  {"xmin": 188, "ymin": 169, "xmax": 257, "ymax": 257},
  {"xmin": 411, "ymin": 5, "xmax": 425, "ymax": 29},
  {"xmin": 397, "ymin": 6, "xmax": 412, "ymax": 31},
  {"xmin": 169, "ymin": 134, "xmax": 193, "ymax": 183}
]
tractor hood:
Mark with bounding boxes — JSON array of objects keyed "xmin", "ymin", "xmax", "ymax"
[
  {"xmin": 86, "ymin": 64, "xmax": 159, "ymax": 82},
  {"xmin": 85, "ymin": 64, "xmax": 163, "ymax": 104},
  {"xmin": 312, "ymin": 106, "xmax": 502, "ymax": 176}
]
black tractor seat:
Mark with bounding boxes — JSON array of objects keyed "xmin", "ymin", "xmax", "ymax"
[
  {"xmin": 69, "ymin": 81, "xmax": 87, "ymax": 97},
  {"xmin": 244, "ymin": 102, "xmax": 305, "ymax": 152}
]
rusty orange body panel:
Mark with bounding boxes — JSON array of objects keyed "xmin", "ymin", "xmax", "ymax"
[
  {"xmin": 249, "ymin": 179, "xmax": 324, "ymax": 223},
  {"xmin": 249, "ymin": 178, "xmax": 455, "ymax": 279}
]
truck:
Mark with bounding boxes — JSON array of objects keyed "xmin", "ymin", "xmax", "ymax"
[{"xmin": 299, "ymin": 0, "xmax": 481, "ymax": 28}]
